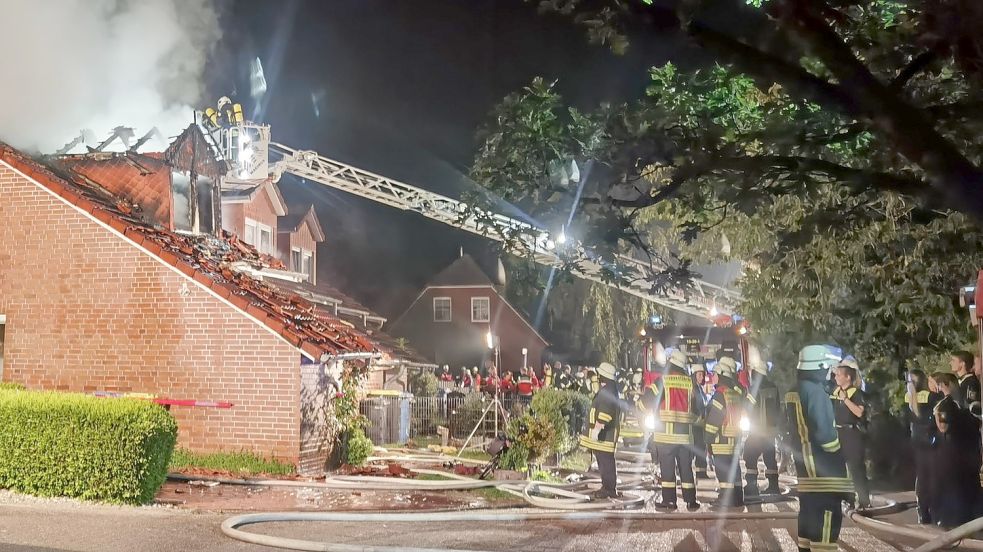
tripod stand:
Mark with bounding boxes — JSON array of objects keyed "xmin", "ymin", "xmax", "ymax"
[{"xmin": 457, "ymin": 345, "xmax": 510, "ymax": 456}]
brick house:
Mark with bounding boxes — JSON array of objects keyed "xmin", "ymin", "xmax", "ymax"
[
  {"xmin": 0, "ymin": 126, "xmax": 423, "ymax": 473},
  {"xmin": 388, "ymin": 253, "xmax": 549, "ymax": 377}
]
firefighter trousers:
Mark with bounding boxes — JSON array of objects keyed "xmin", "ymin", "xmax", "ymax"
[
  {"xmin": 797, "ymin": 492, "xmax": 843, "ymax": 552},
  {"xmin": 712, "ymin": 453, "xmax": 743, "ymax": 506},
  {"xmin": 655, "ymin": 443, "xmax": 696, "ymax": 504},
  {"xmin": 742, "ymin": 434, "xmax": 779, "ymax": 496},
  {"xmin": 594, "ymin": 449, "xmax": 618, "ymax": 496},
  {"xmin": 692, "ymin": 426, "xmax": 709, "ymax": 478},
  {"xmin": 839, "ymin": 428, "xmax": 871, "ymax": 508},
  {"xmin": 913, "ymin": 446, "xmax": 934, "ymax": 523}
]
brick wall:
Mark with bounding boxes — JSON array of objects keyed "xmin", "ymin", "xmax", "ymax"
[{"xmin": 0, "ymin": 163, "xmax": 303, "ymax": 463}]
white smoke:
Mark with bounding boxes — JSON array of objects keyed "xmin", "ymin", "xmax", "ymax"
[{"xmin": 0, "ymin": 0, "xmax": 221, "ymax": 153}]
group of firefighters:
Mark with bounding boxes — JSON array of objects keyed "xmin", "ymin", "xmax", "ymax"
[
  {"xmin": 435, "ymin": 361, "xmax": 606, "ymax": 399},
  {"xmin": 578, "ymin": 344, "xmax": 872, "ymax": 552}
]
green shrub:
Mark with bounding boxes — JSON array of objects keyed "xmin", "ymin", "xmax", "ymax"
[
  {"xmin": 451, "ymin": 392, "xmax": 486, "ymax": 437},
  {"xmin": 498, "ymin": 440, "xmax": 530, "ymax": 472},
  {"xmin": 169, "ymin": 448, "xmax": 294, "ymax": 476},
  {"xmin": 344, "ymin": 427, "xmax": 374, "ymax": 466},
  {"xmin": 410, "ymin": 370, "xmax": 439, "ymax": 397},
  {"xmin": 0, "ymin": 389, "xmax": 177, "ymax": 504},
  {"xmin": 530, "ymin": 388, "xmax": 590, "ymax": 455},
  {"xmin": 0, "ymin": 382, "xmax": 25, "ymax": 391}
]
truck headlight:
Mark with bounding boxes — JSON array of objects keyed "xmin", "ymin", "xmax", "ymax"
[{"xmin": 739, "ymin": 415, "xmax": 751, "ymax": 433}]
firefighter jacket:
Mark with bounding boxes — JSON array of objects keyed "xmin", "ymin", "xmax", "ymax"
[
  {"xmin": 638, "ymin": 367, "xmax": 701, "ymax": 445},
  {"xmin": 704, "ymin": 376, "xmax": 746, "ymax": 455},
  {"xmin": 905, "ymin": 389, "xmax": 939, "ymax": 448},
  {"xmin": 542, "ymin": 368, "xmax": 553, "ymax": 388},
  {"xmin": 748, "ymin": 374, "xmax": 782, "ymax": 436},
  {"xmin": 958, "ymin": 373, "xmax": 981, "ymax": 418},
  {"xmin": 579, "ymin": 384, "xmax": 623, "ymax": 453},
  {"xmin": 784, "ymin": 371, "xmax": 853, "ymax": 494},
  {"xmin": 830, "ymin": 386, "xmax": 867, "ymax": 431}
]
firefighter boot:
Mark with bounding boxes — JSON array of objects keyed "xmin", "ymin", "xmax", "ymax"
[{"xmin": 762, "ymin": 473, "xmax": 781, "ymax": 495}]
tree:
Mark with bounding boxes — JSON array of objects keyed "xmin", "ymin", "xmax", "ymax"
[{"xmin": 468, "ymin": 0, "xmax": 983, "ymax": 386}]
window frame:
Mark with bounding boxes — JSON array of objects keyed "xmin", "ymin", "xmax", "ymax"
[
  {"xmin": 433, "ymin": 297, "xmax": 452, "ymax": 323},
  {"xmin": 471, "ymin": 296, "xmax": 490, "ymax": 323}
]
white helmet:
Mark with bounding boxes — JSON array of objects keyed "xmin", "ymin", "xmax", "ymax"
[
  {"xmin": 668, "ymin": 349, "xmax": 688, "ymax": 370},
  {"xmin": 716, "ymin": 356, "xmax": 738, "ymax": 377},
  {"xmin": 217, "ymin": 96, "xmax": 232, "ymax": 109},
  {"xmin": 747, "ymin": 345, "xmax": 768, "ymax": 375},
  {"xmin": 797, "ymin": 345, "xmax": 843, "ymax": 371},
  {"xmin": 597, "ymin": 362, "xmax": 617, "ymax": 381}
]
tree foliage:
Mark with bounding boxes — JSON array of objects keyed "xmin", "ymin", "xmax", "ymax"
[{"xmin": 470, "ymin": 0, "xmax": 983, "ymax": 385}]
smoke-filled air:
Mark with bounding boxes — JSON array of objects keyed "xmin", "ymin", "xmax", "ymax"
[{"xmin": 0, "ymin": 0, "xmax": 220, "ymax": 153}]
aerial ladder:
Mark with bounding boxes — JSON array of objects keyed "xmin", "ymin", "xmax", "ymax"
[{"xmin": 199, "ymin": 113, "xmax": 741, "ymax": 319}]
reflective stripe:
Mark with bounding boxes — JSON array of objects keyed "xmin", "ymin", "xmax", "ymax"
[
  {"xmin": 579, "ymin": 435, "xmax": 616, "ymax": 452},
  {"xmin": 719, "ymin": 482, "xmax": 734, "ymax": 488},
  {"xmin": 705, "ymin": 424, "xmax": 719, "ymax": 433},
  {"xmin": 653, "ymin": 433, "xmax": 693, "ymax": 445},
  {"xmin": 598, "ymin": 412, "xmax": 613, "ymax": 422},
  {"xmin": 820, "ymin": 439, "xmax": 840, "ymax": 452},
  {"xmin": 745, "ymin": 469, "xmax": 758, "ymax": 475},
  {"xmin": 661, "ymin": 482, "xmax": 676, "ymax": 488},
  {"xmin": 798, "ymin": 477, "xmax": 853, "ymax": 493},
  {"xmin": 712, "ymin": 400, "xmax": 724, "ymax": 410},
  {"xmin": 710, "ymin": 444, "xmax": 735, "ymax": 454},
  {"xmin": 680, "ymin": 483, "xmax": 695, "ymax": 489},
  {"xmin": 821, "ymin": 509, "xmax": 832, "ymax": 544},
  {"xmin": 660, "ymin": 411, "xmax": 697, "ymax": 423}
]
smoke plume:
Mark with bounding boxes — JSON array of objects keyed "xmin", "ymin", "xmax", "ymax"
[{"xmin": 0, "ymin": 0, "xmax": 221, "ymax": 153}]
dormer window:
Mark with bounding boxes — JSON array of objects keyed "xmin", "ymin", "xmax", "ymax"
[
  {"xmin": 292, "ymin": 247, "xmax": 314, "ymax": 282},
  {"xmin": 245, "ymin": 217, "xmax": 273, "ymax": 255}
]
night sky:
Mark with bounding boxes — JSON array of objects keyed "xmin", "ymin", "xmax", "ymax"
[{"xmin": 212, "ymin": 0, "xmax": 694, "ymax": 319}]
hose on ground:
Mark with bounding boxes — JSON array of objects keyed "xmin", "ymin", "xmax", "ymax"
[
  {"xmin": 221, "ymin": 508, "xmax": 802, "ymax": 552},
  {"xmin": 912, "ymin": 516, "xmax": 983, "ymax": 552}
]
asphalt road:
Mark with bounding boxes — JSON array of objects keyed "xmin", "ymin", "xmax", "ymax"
[{"xmin": 0, "ymin": 497, "xmax": 910, "ymax": 552}]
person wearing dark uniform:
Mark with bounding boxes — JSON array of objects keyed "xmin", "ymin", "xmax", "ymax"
[
  {"xmin": 905, "ymin": 369, "xmax": 939, "ymax": 524},
  {"xmin": 556, "ymin": 364, "xmax": 573, "ymax": 391},
  {"xmin": 743, "ymin": 355, "xmax": 782, "ymax": 500},
  {"xmin": 930, "ymin": 371, "xmax": 981, "ymax": 528},
  {"xmin": 952, "ymin": 351, "xmax": 981, "ymax": 418},
  {"xmin": 638, "ymin": 350, "xmax": 702, "ymax": 511},
  {"xmin": 830, "ymin": 357, "xmax": 871, "ymax": 510},
  {"xmin": 786, "ymin": 345, "xmax": 853, "ymax": 552},
  {"xmin": 690, "ymin": 360, "xmax": 711, "ymax": 480},
  {"xmin": 579, "ymin": 362, "xmax": 623, "ymax": 499},
  {"xmin": 705, "ymin": 355, "xmax": 746, "ymax": 508}
]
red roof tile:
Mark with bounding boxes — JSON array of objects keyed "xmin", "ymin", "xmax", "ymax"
[
  {"xmin": 55, "ymin": 153, "xmax": 173, "ymax": 227},
  {"xmin": 0, "ymin": 140, "xmax": 377, "ymax": 360}
]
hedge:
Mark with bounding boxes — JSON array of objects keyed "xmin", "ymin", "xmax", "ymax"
[
  {"xmin": 0, "ymin": 389, "xmax": 177, "ymax": 504},
  {"xmin": 0, "ymin": 382, "xmax": 25, "ymax": 391}
]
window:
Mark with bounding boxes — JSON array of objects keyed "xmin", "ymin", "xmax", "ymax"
[
  {"xmin": 291, "ymin": 247, "xmax": 302, "ymax": 272},
  {"xmin": 433, "ymin": 297, "xmax": 452, "ymax": 322},
  {"xmin": 244, "ymin": 218, "xmax": 274, "ymax": 255},
  {"xmin": 302, "ymin": 251, "xmax": 314, "ymax": 282},
  {"xmin": 471, "ymin": 297, "xmax": 490, "ymax": 322}
]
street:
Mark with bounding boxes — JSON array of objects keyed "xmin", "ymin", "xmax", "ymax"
[{"xmin": 0, "ymin": 495, "xmax": 911, "ymax": 552}]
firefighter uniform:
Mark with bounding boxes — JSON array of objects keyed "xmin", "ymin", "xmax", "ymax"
[
  {"xmin": 705, "ymin": 356, "xmax": 746, "ymax": 507},
  {"xmin": 830, "ymin": 358, "xmax": 870, "ymax": 509},
  {"xmin": 579, "ymin": 362, "xmax": 623, "ymax": 498},
  {"xmin": 743, "ymin": 360, "xmax": 782, "ymax": 499},
  {"xmin": 690, "ymin": 361, "xmax": 711, "ymax": 479},
  {"xmin": 542, "ymin": 365, "xmax": 553, "ymax": 388},
  {"xmin": 786, "ymin": 345, "xmax": 853, "ymax": 552},
  {"xmin": 905, "ymin": 386, "xmax": 938, "ymax": 523},
  {"xmin": 958, "ymin": 372, "xmax": 981, "ymax": 418},
  {"xmin": 638, "ymin": 350, "xmax": 701, "ymax": 510}
]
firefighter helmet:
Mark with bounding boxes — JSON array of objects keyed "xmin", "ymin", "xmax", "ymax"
[
  {"xmin": 688, "ymin": 361, "xmax": 706, "ymax": 375},
  {"xmin": 668, "ymin": 349, "xmax": 688, "ymax": 369},
  {"xmin": 597, "ymin": 362, "xmax": 617, "ymax": 381},
  {"xmin": 797, "ymin": 344, "xmax": 843, "ymax": 371},
  {"xmin": 217, "ymin": 96, "xmax": 232, "ymax": 109},
  {"xmin": 837, "ymin": 357, "xmax": 859, "ymax": 371},
  {"xmin": 716, "ymin": 356, "xmax": 738, "ymax": 377}
]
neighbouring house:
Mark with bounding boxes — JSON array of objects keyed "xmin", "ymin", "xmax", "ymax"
[
  {"xmin": 0, "ymin": 124, "xmax": 423, "ymax": 473},
  {"xmin": 388, "ymin": 252, "xmax": 549, "ymax": 376}
]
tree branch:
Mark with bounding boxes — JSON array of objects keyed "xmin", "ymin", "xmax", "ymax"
[{"xmin": 891, "ymin": 50, "xmax": 938, "ymax": 90}]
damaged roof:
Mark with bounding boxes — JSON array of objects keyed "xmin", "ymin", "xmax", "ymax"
[{"xmin": 0, "ymin": 140, "xmax": 379, "ymax": 360}]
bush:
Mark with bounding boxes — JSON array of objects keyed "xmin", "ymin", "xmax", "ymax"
[
  {"xmin": 344, "ymin": 427, "xmax": 374, "ymax": 466},
  {"xmin": 0, "ymin": 389, "xmax": 177, "ymax": 504},
  {"xmin": 498, "ymin": 440, "xmax": 530, "ymax": 472},
  {"xmin": 530, "ymin": 388, "xmax": 591, "ymax": 455},
  {"xmin": 451, "ymin": 392, "xmax": 486, "ymax": 437},
  {"xmin": 410, "ymin": 370, "xmax": 439, "ymax": 397}
]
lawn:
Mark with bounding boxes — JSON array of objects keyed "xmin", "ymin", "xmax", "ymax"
[{"xmin": 169, "ymin": 448, "xmax": 295, "ymax": 476}]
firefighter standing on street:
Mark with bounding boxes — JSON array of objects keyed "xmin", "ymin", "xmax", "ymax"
[
  {"xmin": 786, "ymin": 345, "xmax": 853, "ymax": 552},
  {"xmin": 705, "ymin": 355, "xmax": 747, "ymax": 508},
  {"xmin": 743, "ymin": 354, "xmax": 782, "ymax": 501},
  {"xmin": 905, "ymin": 368, "xmax": 939, "ymax": 524},
  {"xmin": 638, "ymin": 350, "xmax": 702, "ymax": 511},
  {"xmin": 831, "ymin": 358, "xmax": 871, "ymax": 510},
  {"xmin": 579, "ymin": 362, "xmax": 623, "ymax": 499},
  {"xmin": 690, "ymin": 360, "xmax": 711, "ymax": 480}
]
